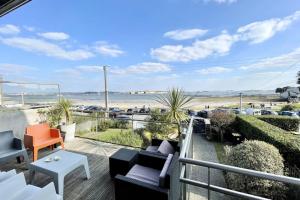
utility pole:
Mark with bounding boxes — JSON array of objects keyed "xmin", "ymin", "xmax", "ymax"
[
  {"xmin": 103, "ymin": 66, "xmax": 109, "ymax": 117},
  {"xmin": 239, "ymin": 92, "xmax": 243, "ymax": 112},
  {"xmin": 0, "ymin": 75, "xmax": 3, "ymax": 106}
]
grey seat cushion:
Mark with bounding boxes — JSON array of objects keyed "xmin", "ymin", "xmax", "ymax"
[
  {"xmin": 126, "ymin": 164, "xmax": 160, "ymax": 186},
  {"xmin": 145, "ymin": 146, "xmax": 159, "ymax": 153},
  {"xmin": 157, "ymin": 140, "xmax": 175, "ymax": 155},
  {"xmin": 159, "ymin": 154, "xmax": 173, "ymax": 187}
]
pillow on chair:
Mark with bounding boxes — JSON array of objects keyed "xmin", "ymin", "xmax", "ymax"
[
  {"xmin": 159, "ymin": 154, "xmax": 173, "ymax": 187},
  {"xmin": 157, "ymin": 140, "xmax": 175, "ymax": 155}
]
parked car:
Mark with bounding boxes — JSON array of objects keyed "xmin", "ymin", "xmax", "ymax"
[
  {"xmin": 160, "ymin": 108, "xmax": 167, "ymax": 114},
  {"xmin": 245, "ymin": 108, "xmax": 261, "ymax": 115},
  {"xmin": 231, "ymin": 108, "xmax": 246, "ymax": 115},
  {"xmin": 139, "ymin": 108, "xmax": 150, "ymax": 114},
  {"xmin": 126, "ymin": 108, "xmax": 134, "ymax": 115},
  {"xmin": 261, "ymin": 109, "xmax": 278, "ymax": 115},
  {"xmin": 109, "ymin": 107, "xmax": 121, "ymax": 118},
  {"xmin": 279, "ymin": 111, "xmax": 299, "ymax": 118},
  {"xmin": 115, "ymin": 115, "xmax": 131, "ymax": 120},
  {"xmin": 197, "ymin": 110, "xmax": 212, "ymax": 118},
  {"xmin": 187, "ymin": 109, "xmax": 197, "ymax": 116},
  {"xmin": 84, "ymin": 106, "xmax": 102, "ymax": 113}
]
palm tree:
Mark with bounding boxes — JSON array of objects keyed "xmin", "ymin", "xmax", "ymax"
[
  {"xmin": 58, "ymin": 98, "xmax": 73, "ymax": 125},
  {"xmin": 156, "ymin": 88, "xmax": 193, "ymax": 134}
]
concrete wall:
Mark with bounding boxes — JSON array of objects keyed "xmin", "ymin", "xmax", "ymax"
[{"xmin": 0, "ymin": 109, "xmax": 40, "ymax": 139}]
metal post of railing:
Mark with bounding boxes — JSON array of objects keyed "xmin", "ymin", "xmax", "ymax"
[
  {"xmin": 132, "ymin": 113, "xmax": 134, "ymax": 134},
  {"xmin": 95, "ymin": 112, "xmax": 98, "ymax": 133},
  {"xmin": 208, "ymin": 167, "xmax": 211, "ymax": 200}
]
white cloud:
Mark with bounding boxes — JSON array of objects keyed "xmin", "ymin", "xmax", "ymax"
[
  {"xmin": 0, "ymin": 37, "xmax": 94, "ymax": 60},
  {"xmin": 23, "ymin": 26, "xmax": 35, "ymax": 32},
  {"xmin": 0, "ymin": 63, "xmax": 36, "ymax": 74},
  {"xmin": 94, "ymin": 41, "xmax": 124, "ymax": 57},
  {"xmin": 55, "ymin": 68, "xmax": 82, "ymax": 77},
  {"xmin": 204, "ymin": 0, "xmax": 237, "ymax": 4},
  {"xmin": 196, "ymin": 66, "xmax": 232, "ymax": 75},
  {"xmin": 38, "ymin": 32, "xmax": 70, "ymax": 40},
  {"xmin": 151, "ymin": 31, "xmax": 237, "ymax": 62},
  {"xmin": 152, "ymin": 11, "xmax": 300, "ymax": 63},
  {"xmin": 237, "ymin": 11, "xmax": 300, "ymax": 44},
  {"xmin": 240, "ymin": 48, "xmax": 300, "ymax": 70},
  {"xmin": 76, "ymin": 65, "xmax": 102, "ymax": 72},
  {"xmin": 164, "ymin": 29, "xmax": 208, "ymax": 40},
  {"xmin": 0, "ymin": 24, "xmax": 20, "ymax": 35},
  {"xmin": 110, "ymin": 62, "xmax": 172, "ymax": 75}
]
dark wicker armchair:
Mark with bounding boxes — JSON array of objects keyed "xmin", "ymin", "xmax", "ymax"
[{"xmin": 114, "ymin": 151, "xmax": 178, "ymax": 200}]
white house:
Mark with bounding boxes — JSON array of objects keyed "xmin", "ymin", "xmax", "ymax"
[{"xmin": 279, "ymin": 87, "xmax": 300, "ymax": 100}]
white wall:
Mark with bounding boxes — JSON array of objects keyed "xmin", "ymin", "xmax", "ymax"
[{"xmin": 0, "ymin": 109, "xmax": 40, "ymax": 139}]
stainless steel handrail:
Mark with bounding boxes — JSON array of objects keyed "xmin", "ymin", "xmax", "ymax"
[{"xmin": 179, "ymin": 116, "xmax": 300, "ymax": 200}]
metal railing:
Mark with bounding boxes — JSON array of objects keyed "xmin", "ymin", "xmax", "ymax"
[{"xmin": 179, "ymin": 116, "xmax": 300, "ymax": 200}]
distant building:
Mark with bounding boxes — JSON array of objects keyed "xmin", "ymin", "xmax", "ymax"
[{"xmin": 276, "ymin": 86, "xmax": 300, "ymax": 100}]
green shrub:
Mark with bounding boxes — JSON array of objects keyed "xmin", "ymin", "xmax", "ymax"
[
  {"xmin": 103, "ymin": 130, "xmax": 143, "ymax": 147},
  {"xmin": 210, "ymin": 112, "xmax": 236, "ymax": 128},
  {"xmin": 257, "ymin": 115, "xmax": 300, "ymax": 132},
  {"xmin": 236, "ymin": 115, "xmax": 300, "ymax": 167},
  {"xmin": 92, "ymin": 119, "xmax": 110, "ymax": 132},
  {"xmin": 281, "ymin": 104, "xmax": 296, "ymax": 111},
  {"xmin": 110, "ymin": 119, "xmax": 130, "ymax": 129},
  {"xmin": 225, "ymin": 140, "xmax": 286, "ymax": 199},
  {"xmin": 145, "ymin": 109, "xmax": 175, "ymax": 136},
  {"xmin": 210, "ymin": 112, "xmax": 236, "ymax": 141}
]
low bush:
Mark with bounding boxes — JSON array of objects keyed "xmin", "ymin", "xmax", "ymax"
[
  {"xmin": 92, "ymin": 119, "xmax": 110, "ymax": 132},
  {"xmin": 110, "ymin": 119, "xmax": 130, "ymax": 129},
  {"xmin": 210, "ymin": 112, "xmax": 236, "ymax": 141},
  {"xmin": 236, "ymin": 115, "xmax": 300, "ymax": 167},
  {"xmin": 257, "ymin": 115, "xmax": 300, "ymax": 132},
  {"xmin": 280, "ymin": 103, "xmax": 300, "ymax": 111},
  {"xmin": 225, "ymin": 140, "xmax": 286, "ymax": 199},
  {"xmin": 145, "ymin": 109, "xmax": 175, "ymax": 136},
  {"xmin": 101, "ymin": 130, "xmax": 143, "ymax": 147}
]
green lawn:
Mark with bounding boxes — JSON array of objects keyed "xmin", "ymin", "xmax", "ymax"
[
  {"xmin": 76, "ymin": 128, "xmax": 143, "ymax": 148},
  {"xmin": 214, "ymin": 142, "xmax": 227, "ymax": 164}
]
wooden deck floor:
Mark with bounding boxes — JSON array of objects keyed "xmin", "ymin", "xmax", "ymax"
[{"xmin": 0, "ymin": 138, "xmax": 131, "ymax": 200}]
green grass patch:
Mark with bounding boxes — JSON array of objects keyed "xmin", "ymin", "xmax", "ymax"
[
  {"xmin": 76, "ymin": 128, "xmax": 143, "ymax": 148},
  {"xmin": 214, "ymin": 142, "xmax": 226, "ymax": 164}
]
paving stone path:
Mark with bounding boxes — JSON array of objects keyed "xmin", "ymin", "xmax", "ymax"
[{"xmin": 188, "ymin": 133, "xmax": 231, "ymax": 200}]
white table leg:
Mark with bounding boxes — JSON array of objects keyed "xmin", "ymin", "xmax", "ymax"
[
  {"xmin": 54, "ymin": 174, "xmax": 65, "ymax": 196},
  {"xmin": 83, "ymin": 158, "xmax": 90, "ymax": 179}
]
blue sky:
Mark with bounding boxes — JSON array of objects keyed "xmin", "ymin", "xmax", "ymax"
[{"xmin": 0, "ymin": 0, "xmax": 300, "ymax": 92}]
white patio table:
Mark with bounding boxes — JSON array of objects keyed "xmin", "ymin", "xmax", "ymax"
[{"xmin": 29, "ymin": 150, "xmax": 90, "ymax": 196}]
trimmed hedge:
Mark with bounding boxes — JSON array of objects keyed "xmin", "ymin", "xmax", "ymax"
[
  {"xmin": 226, "ymin": 140, "xmax": 286, "ymax": 199},
  {"xmin": 257, "ymin": 115, "xmax": 300, "ymax": 132},
  {"xmin": 236, "ymin": 115, "xmax": 300, "ymax": 167}
]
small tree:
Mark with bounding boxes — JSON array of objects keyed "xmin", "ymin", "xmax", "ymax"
[
  {"xmin": 156, "ymin": 88, "xmax": 193, "ymax": 134},
  {"xmin": 297, "ymin": 71, "xmax": 300, "ymax": 85},
  {"xmin": 275, "ymin": 88, "xmax": 283, "ymax": 93},
  {"xmin": 210, "ymin": 112, "xmax": 236, "ymax": 142},
  {"xmin": 58, "ymin": 98, "xmax": 73, "ymax": 125},
  {"xmin": 145, "ymin": 109, "xmax": 173, "ymax": 138}
]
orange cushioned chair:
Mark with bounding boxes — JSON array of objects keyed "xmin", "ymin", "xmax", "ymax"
[{"xmin": 24, "ymin": 123, "xmax": 64, "ymax": 161}]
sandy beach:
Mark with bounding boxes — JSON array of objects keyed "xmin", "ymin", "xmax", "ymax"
[{"xmin": 71, "ymin": 94, "xmax": 285, "ymax": 110}]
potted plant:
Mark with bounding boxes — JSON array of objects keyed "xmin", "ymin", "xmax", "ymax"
[{"xmin": 58, "ymin": 98, "xmax": 76, "ymax": 142}]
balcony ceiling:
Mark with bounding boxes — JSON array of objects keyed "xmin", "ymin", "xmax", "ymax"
[{"xmin": 0, "ymin": 0, "xmax": 31, "ymax": 17}]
